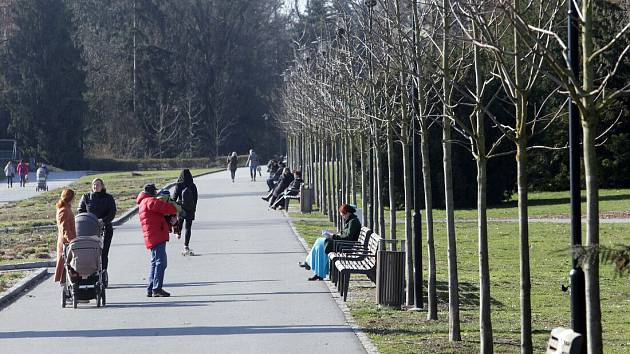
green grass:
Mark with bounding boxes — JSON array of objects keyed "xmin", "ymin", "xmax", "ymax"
[
  {"xmin": 0, "ymin": 168, "xmax": 219, "ymax": 265},
  {"xmin": 0, "ymin": 168, "xmax": 217, "ymax": 229},
  {"xmin": 291, "ymin": 218, "xmax": 630, "ymax": 353},
  {"xmin": 291, "ymin": 188, "xmax": 630, "ymax": 222},
  {"xmin": 0, "ymin": 271, "xmax": 28, "ymax": 293}
]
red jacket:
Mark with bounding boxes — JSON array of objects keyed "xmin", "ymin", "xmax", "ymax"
[
  {"xmin": 17, "ymin": 162, "xmax": 28, "ymax": 176},
  {"xmin": 137, "ymin": 192, "xmax": 177, "ymax": 249}
]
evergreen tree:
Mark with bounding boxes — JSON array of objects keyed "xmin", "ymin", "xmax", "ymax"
[{"xmin": 2, "ymin": 0, "xmax": 87, "ymax": 168}]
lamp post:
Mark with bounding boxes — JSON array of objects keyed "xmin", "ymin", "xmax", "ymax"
[{"xmin": 567, "ymin": 0, "xmax": 586, "ymax": 344}]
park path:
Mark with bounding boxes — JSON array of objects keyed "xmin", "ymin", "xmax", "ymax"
[
  {"xmin": 0, "ymin": 171, "xmax": 87, "ymax": 205},
  {"xmin": 0, "ymin": 168, "xmax": 365, "ymax": 354}
]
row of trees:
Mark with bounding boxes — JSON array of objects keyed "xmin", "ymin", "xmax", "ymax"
[
  {"xmin": 279, "ymin": 1, "xmax": 629, "ymax": 353},
  {"xmin": 0, "ymin": 0, "xmax": 291, "ymax": 167}
]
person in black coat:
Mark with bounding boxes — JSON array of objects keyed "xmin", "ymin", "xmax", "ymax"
[
  {"xmin": 271, "ymin": 170, "xmax": 303, "ymax": 210},
  {"xmin": 77, "ymin": 178, "xmax": 117, "ymax": 286},
  {"xmin": 173, "ymin": 169, "xmax": 198, "ymax": 255},
  {"xmin": 266, "ymin": 160, "xmax": 281, "ymax": 191},
  {"xmin": 264, "ymin": 168, "xmax": 294, "ymax": 207}
]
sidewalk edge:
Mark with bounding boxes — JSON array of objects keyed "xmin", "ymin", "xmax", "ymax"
[
  {"xmin": 283, "ymin": 211, "xmax": 379, "ymax": 354},
  {"xmin": 0, "ymin": 268, "xmax": 49, "ymax": 310}
]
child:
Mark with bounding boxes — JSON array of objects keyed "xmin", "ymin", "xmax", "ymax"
[{"xmin": 157, "ymin": 189, "xmax": 183, "ymax": 237}]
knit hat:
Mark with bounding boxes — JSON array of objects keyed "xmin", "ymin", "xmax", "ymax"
[{"xmin": 144, "ymin": 183, "xmax": 157, "ymax": 196}]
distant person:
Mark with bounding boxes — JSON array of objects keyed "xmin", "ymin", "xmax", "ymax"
[
  {"xmin": 227, "ymin": 152, "xmax": 238, "ymax": 182},
  {"xmin": 246, "ymin": 149, "xmax": 260, "ymax": 182},
  {"xmin": 39, "ymin": 163, "xmax": 49, "ymax": 177},
  {"xmin": 16, "ymin": 160, "xmax": 28, "ymax": 187},
  {"xmin": 266, "ymin": 161, "xmax": 285, "ymax": 191},
  {"xmin": 299, "ymin": 204, "xmax": 361, "ymax": 281},
  {"xmin": 54, "ymin": 189, "xmax": 77, "ymax": 284},
  {"xmin": 138, "ymin": 183, "xmax": 177, "ymax": 297},
  {"xmin": 77, "ymin": 178, "xmax": 117, "ymax": 287},
  {"xmin": 173, "ymin": 169, "xmax": 198, "ymax": 256},
  {"xmin": 4, "ymin": 160, "xmax": 15, "ymax": 188}
]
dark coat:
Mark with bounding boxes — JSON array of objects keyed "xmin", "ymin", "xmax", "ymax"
[
  {"xmin": 173, "ymin": 169, "xmax": 198, "ymax": 220},
  {"xmin": 228, "ymin": 155, "xmax": 238, "ymax": 171},
  {"xmin": 273, "ymin": 172, "xmax": 294, "ymax": 196},
  {"xmin": 325, "ymin": 213, "xmax": 362, "ymax": 253},
  {"xmin": 287, "ymin": 177, "xmax": 303, "ymax": 193},
  {"xmin": 77, "ymin": 189, "xmax": 117, "ymax": 225}
]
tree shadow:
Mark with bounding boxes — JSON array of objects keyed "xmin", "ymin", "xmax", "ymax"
[
  {"xmin": 108, "ymin": 279, "xmax": 280, "ymax": 290},
  {"xmin": 103, "ymin": 299, "xmax": 262, "ymax": 309},
  {"xmin": 434, "ymin": 281, "xmax": 503, "ymax": 308},
  {"xmin": 0, "ymin": 324, "xmax": 353, "ymax": 339},
  {"xmin": 169, "ymin": 290, "xmax": 331, "ymax": 298}
]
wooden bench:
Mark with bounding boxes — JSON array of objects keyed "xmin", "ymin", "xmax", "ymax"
[
  {"xmin": 333, "ymin": 232, "xmax": 381, "ymax": 301},
  {"xmin": 328, "ymin": 227, "xmax": 373, "ymax": 285}
]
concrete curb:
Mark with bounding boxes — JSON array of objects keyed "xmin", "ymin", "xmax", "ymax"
[
  {"xmin": 112, "ymin": 169, "xmax": 220, "ymax": 227},
  {"xmin": 283, "ymin": 210, "xmax": 380, "ymax": 354},
  {"xmin": 0, "ymin": 261, "xmax": 54, "ymax": 271},
  {"xmin": 0, "ymin": 268, "xmax": 49, "ymax": 310}
]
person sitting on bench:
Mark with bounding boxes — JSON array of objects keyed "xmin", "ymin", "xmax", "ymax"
[
  {"xmin": 299, "ymin": 204, "xmax": 361, "ymax": 281},
  {"xmin": 262, "ymin": 167, "xmax": 293, "ymax": 205},
  {"xmin": 270, "ymin": 170, "xmax": 303, "ymax": 210},
  {"xmin": 266, "ymin": 161, "xmax": 283, "ymax": 191}
]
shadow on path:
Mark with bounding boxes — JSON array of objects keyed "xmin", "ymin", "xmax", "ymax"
[
  {"xmin": 108, "ymin": 279, "xmax": 281, "ymax": 290},
  {"xmin": 0, "ymin": 325, "xmax": 354, "ymax": 339},
  {"xmin": 104, "ymin": 299, "xmax": 262, "ymax": 308}
]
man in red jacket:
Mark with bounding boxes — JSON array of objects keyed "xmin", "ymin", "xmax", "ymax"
[{"xmin": 138, "ymin": 183, "xmax": 177, "ymax": 297}]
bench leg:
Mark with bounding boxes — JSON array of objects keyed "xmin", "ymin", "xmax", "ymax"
[{"xmin": 342, "ymin": 271, "xmax": 351, "ymax": 301}]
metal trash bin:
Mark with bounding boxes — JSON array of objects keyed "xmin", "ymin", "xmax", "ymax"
[
  {"xmin": 300, "ymin": 184, "xmax": 313, "ymax": 213},
  {"xmin": 376, "ymin": 239, "xmax": 406, "ymax": 308}
]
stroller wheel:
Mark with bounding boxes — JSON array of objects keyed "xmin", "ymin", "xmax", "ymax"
[
  {"xmin": 61, "ymin": 288, "xmax": 66, "ymax": 308},
  {"xmin": 73, "ymin": 295, "xmax": 78, "ymax": 309},
  {"xmin": 96, "ymin": 292, "xmax": 101, "ymax": 308},
  {"xmin": 101, "ymin": 288, "xmax": 106, "ymax": 307}
]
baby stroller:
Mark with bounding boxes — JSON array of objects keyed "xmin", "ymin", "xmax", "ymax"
[
  {"xmin": 35, "ymin": 167, "xmax": 48, "ymax": 191},
  {"xmin": 62, "ymin": 213, "xmax": 106, "ymax": 308}
]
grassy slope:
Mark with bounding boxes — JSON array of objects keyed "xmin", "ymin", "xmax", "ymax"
[
  {"xmin": 0, "ymin": 168, "xmax": 217, "ymax": 265},
  {"xmin": 291, "ymin": 207, "xmax": 630, "ymax": 353}
]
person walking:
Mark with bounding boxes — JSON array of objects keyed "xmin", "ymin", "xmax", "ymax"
[
  {"xmin": 16, "ymin": 160, "xmax": 27, "ymax": 187},
  {"xmin": 246, "ymin": 149, "xmax": 260, "ymax": 182},
  {"xmin": 54, "ymin": 189, "xmax": 77, "ymax": 284},
  {"xmin": 77, "ymin": 178, "xmax": 116, "ymax": 287},
  {"xmin": 227, "ymin": 152, "xmax": 238, "ymax": 182},
  {"xmin": 4, "ymin": 160, "xmax": 15, "ymax": 188},
  {"xmin": 138, "ymin": 183, "xmax": 177, "ymax": 297},
  {"xmin": 173, "ymin": 169, "xmax": 198, "ymax": 256}
]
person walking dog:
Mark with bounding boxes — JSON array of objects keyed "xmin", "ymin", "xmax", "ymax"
[{"xmin": 138, "ymin": 183, "xmax": 177, "ymax": 298}]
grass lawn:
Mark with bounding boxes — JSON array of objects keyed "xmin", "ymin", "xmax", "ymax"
[
  {"xmin": 0, "ymin": 271, "xmax": 28, "ymax": 293},
  {"xmin": 0, "ymin": 168, "xmax": 218, "ymax": 265},
  {"xmin": 291, "ymin": 217, "xmax": 630, "ymax": 353},
  {"xmin": 291, "ymin": 188, "xmax": 630, "ymax": 222}
]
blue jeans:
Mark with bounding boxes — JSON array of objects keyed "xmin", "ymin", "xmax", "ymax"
[
  {"xmin": 147, "ymin": 241, "xmax": 167, "ymax": 293},
  {"xmin": 249, "ymin": 165, "xmax": 258, "ymax": 179}
]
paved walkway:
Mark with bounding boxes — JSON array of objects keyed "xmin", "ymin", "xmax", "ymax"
[
  {"xmin": 0, "ymin": 171, "xmax": 87, "ymax": 204},
  {"xmin": 0, "ymin": 168, "xmax": 365, "ymax": 354}
]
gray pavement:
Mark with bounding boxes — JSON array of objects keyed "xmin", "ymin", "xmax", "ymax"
[
  {"xmin": 0, "ymin": 171, "xmax": 87, "ymax": 204},
  {"xmin": 0, "ymin": 168, "xmax": 366, "ymax": 354}
]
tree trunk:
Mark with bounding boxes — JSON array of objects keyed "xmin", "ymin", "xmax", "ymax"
[
  {"xmin": 516, "ymin": 138, "xmax": 532, "ymax": 354},
  {"xmin": 401, "ymin": 118, "xmax": 414, "ymax": 306},
  {"xmin": 477, "ymin": 155, "xmax": 493, "ymax": 354},
  {"xmin": 581, "ymin": 2, "xmax": 602, "ymax": 351},
  {"xmin": 387, "ymin": 120, "xmax": 396, "ymax": 240},
  {"xmin": 420, "ymin": 117, "xmax": 437, "ymax": 320},
  {"xmin": 360, "ymin": 135, "xmax": 368, "ymax": 224},
  {"xmin": 442, "ymin": 0, "xmax": 461, "ymax": 340}
]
